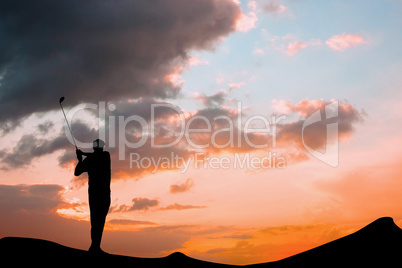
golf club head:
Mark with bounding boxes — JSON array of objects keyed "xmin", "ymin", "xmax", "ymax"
[{"xmin": 59, "ymin": 96, "xmax": 65, "ymax": 104}]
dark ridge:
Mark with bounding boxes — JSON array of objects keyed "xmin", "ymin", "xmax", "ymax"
[
  {"xmin": 358, "ymin": 216, "xmax": 401, "ymax": 233},
  {"xmin": 252, "ymin": 216, "xmax": 402, "ymax": 267},
  {"xmin": 0, "ymin": 237, "xmax": 229, "ymax": 267},
  {"xmin": 1, "ymin": 217, "xmax": 402, "ymax": 267}
]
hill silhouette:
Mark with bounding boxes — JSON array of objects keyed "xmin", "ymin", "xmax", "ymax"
[
  {"xmin": 251, "ymin": 216, "xmax": 402, "ymax": 266},
  {"xmin": 1, "ymin": 217, "xmax": 401, "ymax": 267}
]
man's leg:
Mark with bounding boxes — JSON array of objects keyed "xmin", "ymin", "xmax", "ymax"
[
  {"xmin": 89, "ymin": 195, "xmax": 110, "ymax": 252},
  {"xmin": 97, "ymin": 196, "xmax": 111, "ymax": 249},
  {"xmin": 93, "ymin": 214, "xmax": 106, "ymax": 248},
  {"xmin": 89, "ymin": 205, "xmax": 101, "ymax": 251}
]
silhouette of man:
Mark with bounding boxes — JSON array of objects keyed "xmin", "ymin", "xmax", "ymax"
[{"xmin": 74, "ymin": 139, "xmax": 111, "ymax": 254}]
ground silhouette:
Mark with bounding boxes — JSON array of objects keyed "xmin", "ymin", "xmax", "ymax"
[{"xmin": 1, "ymin": 217, "xmax": 401, "ymax": 267}]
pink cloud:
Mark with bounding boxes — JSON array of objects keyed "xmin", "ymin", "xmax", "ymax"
[
  {"xmin": 286, "ymin": 41, "xmax": 308, "ymax": 56},
  {"xmin": 271, "ymin": 99, "xmax": 292, "ymax": 114},
  {"xmin": 166, "ymin": 72, "xmax": 184, "ymax": 87},
  {"xmin": 263, "ymin": 0, "xmax": 287, "ymax": 14},
  {"xmin": 253, "ymin": 48, "xmax": 265, "ymax": 55},
  {"xmin": 165, "ymin": 64, "xmax": 185, "ymax": 87},
  {"xmin": 286, "ymin": 39, "xmax": 321, "ymax": 56},
  {"xmin": 236, "ymin": 11, "xmax": 258, "ymax": 32},
  {"xmin": 247, "ymin": 1, "xmax": 258, "ymax": 11},
  {"xmin": 188, "ymin": 56, "xmax": 209, "ymax": 66},
  {"xmin": 271, "ymin": 34, "xmax": 321, "ymax": 56},
  {"xmin": 235, "ymin": 1, "xmax": 259, "ymax": 32},
  {"xmin": 216, "ymin": 77, "xmax": 225, "ymax": 84},
  {"xmin": 326, "ymin": 34, "xmax": 365, "ymax": 51},
  {"xmin": 228, "ymin": 81, "xmax": 246, "ymax": 90}
]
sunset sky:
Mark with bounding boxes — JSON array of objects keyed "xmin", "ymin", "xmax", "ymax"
[{"xmin": 1, "ymin": 0, "xmax": 402, "ymax": 265}]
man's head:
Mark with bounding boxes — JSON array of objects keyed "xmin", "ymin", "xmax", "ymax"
[{"xmin": 93, "ymin": 139, "xmax": 105, "ymax": 152}]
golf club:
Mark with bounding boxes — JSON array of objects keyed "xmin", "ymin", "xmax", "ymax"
[{"xmin": 59, "ymin": 96, "xmax": 78, "ymax": 149}]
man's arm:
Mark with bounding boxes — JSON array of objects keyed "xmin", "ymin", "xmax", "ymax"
[{"xmin": 74, "ymin": 149, "xmax": 88, "ymax": 176}]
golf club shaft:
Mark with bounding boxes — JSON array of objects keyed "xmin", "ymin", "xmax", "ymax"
[{"xmin": 59, "ymin": 103, "xmax": 78, "ymax": 149}]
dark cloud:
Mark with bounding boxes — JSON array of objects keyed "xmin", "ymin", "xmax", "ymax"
[
  {"xmin": 0, "ymin": 98, "xmax": 199, "ymax": 182},
  {"xmin": 110, "ymin": 98, "xmax": 183, "ymax": 123},
  {"xmin": 195, "ymin": 90, "xmax": 228, "ymax": 108},
  {"xmin": 102, "ymin": 227, "xmax": 190, "ymax": 257},
  {"xmin": 0, "ymin": 120, "xmax": 98, "ymax": 168},
  {"xmin": 170, "ymin": 178, "xmax": 194, "ymax": 194},
  {"xmin": 111, "ymin": 197, "xmax": 160, "ymax": 212},
  {"xmin": 68, "ymin": 99, "xmax": 201, "ymax": 184},
  {"xmin": 184, "ymin": 105, "xmax": 272, "ymax": 152},
  {"xmin": 37, "ymin": 121, "xmax": 54, "ymax": 134},
  {"xmin": 130, "ymin": 197, "xmax": 160, "ymax": 211},
  {"xmin": 0, "ymin": 184, "xmax": 91, "ymax": 249},
  {"xmin": 0, "ymin": 184, "xmax": 196, "ymax": 256},
  {"xmin": 0, "ymin": 184, "xmax": 66, "ymax": 213},
  {"xmin": 0, "ymin": 0, "xmax": 241, "ymax": 125},
  {"xmin": 0, "ymin": 98, "xmax": 364, "ymax": 180},
  {"xmin": 276, "ymin": 100, "xmax": 364, "ymax": 152},
  {"xmin": 111, "ymin": 197, "xmax": 206, "ymax": 212},
  {"xmin": 221, "ymin": 233, "xmax": 254, "ymax": 239}
]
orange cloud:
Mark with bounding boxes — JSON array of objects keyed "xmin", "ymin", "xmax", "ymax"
[
  {"xmin": 159, "ymin": 203, "xmax": 207, "ymax": 211},
  {"xmin": 312, "ymin": 157, "xmax": 402, "ymax": 223},
  {"xmin": 172, "ymin": 221, "xmax": 357, "ymax": 265},
  {"xmin": 326, "ymin": 34, "xmax": 365, "ymax": 51},
  {"xmin": 108, "ymin": 219, "xmax": 158, "ymax": 226}
]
